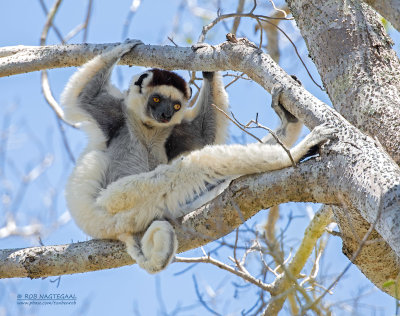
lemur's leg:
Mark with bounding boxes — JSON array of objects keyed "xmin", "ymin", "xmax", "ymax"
[
  {"xmin": 97, "ymin": 123, "xmax": 337, "ymax": 215},
  {"xmin": 262, "ymin": 86, "xmax": 303, "ymax": 147},
  {"xmin": 119, "ymin": 220, "xmax": 177, "ymax": 274},
  {"xmin": 61, "ymin": 40, "xmax": 142, "ymax": 124},
  {"xmin": 208, "ymin": 72, "xmax": 230, "ymax": 144}
]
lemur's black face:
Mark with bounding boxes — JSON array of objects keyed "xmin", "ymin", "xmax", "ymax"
[{"xmin": 147, "ymin": 94, "xmax": 182, "ymax": 124}]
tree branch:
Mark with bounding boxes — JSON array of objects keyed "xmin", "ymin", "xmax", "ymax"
[
  {"xmin": 363, "ymin": 0, "xmax": 400, "ymax": 31},
  {"xmin": 0, "ymin": 160, "xmax": 337, "ymax": 279},
  {"xmin": 287, "ymin": 0, "xmax": 400, "ymax": 296}
]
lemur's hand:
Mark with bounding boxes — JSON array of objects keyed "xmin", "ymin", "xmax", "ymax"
[
  {"xmin": 191, "ymin": 42, "xmax": 214, "ymax": 51},
  {"xmin": 121, "ymin": 39, "xmax": 143, "ymax": 55},
  {"xmin": 108, "ymin": 39, "xmax": 143, "ymax": 58}
]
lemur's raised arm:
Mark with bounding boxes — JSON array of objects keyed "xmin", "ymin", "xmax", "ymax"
[
  {"xmin": 61, "ymin": 40, "xmax": 336, "ymax": 274},
  {"xmin": 165, "ymin": 71, "xmax": 230, "ymax": 160}
]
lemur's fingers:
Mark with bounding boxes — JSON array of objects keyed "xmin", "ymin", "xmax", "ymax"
[
  {"xmin": 107, "ymin": 39, "xmax": 143, "ymax": 58},
  {"xmin": 270, "ymin": 85, "xmax": 298, "ymax": 123},
  {"xmin": 202, "ymin": 71, "xmax": 214, "ymax": 80},
  {"xmin": 121, "ymin": 39, "xmax": 143, "ymax": 54},
  {"xmin": 299, "ymin": 123, "xmax": 338, "ymax": 160},
  {"xmin": 290, "ymin": 123, "xmax": 338, "ymax": 162}
]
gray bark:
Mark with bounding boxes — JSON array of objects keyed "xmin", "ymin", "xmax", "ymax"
[
  {"xmin": 363, "ymin": 0, "xmax": 400, "ymax": 31},
  {"xmin": 287, "ymin": 0, "xmax": 400, "ymax": 295}
]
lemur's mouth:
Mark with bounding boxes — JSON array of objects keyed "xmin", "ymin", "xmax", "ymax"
[{"xmin": 159, "ymin": 118, "xmax": 171, "ymax": 123}]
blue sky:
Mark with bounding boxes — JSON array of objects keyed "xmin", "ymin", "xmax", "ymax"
[{"xmin": 0, "ymin": 1, "xmax": 399, "ymax": 315}]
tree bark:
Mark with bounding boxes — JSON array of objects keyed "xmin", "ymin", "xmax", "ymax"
[
  {"xmin": 287, "ymin": 0, "xmax": 400, "ymax": 295},
  {"xmin": 363, "ymin": 0, "xmax": 400, "ymax": 31}
]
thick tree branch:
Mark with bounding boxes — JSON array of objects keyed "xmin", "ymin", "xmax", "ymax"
[
  {"xmin": 0, "ymin": 160, "xmax": 337, "ymax": 279},
  {"xmin": 287, "ymin": 0, "xmax": 400, "ymax": 162},
  {"xmin": 363, "ymin": 0, "xmax": 400, "ymax": 31},
  {"xmin": 287, "ymin": 0, "xmax": 400, "ymax": 296}
]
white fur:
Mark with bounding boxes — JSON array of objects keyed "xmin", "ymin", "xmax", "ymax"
[
  {"xmin": 182, "ymin": 72, "xmax": 229, "ymax": 144},
  {"xmin": 211, "ymin": 73, "xmax": 230, "ymax": 144},
  {"xmin": 94, "ymin": 126, "xmax": 334, "ymax": 228}
]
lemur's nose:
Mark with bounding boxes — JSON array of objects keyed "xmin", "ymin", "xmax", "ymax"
[{"xmin": 160, "ymin": 112, "xmax": 172, "ymax": 122}]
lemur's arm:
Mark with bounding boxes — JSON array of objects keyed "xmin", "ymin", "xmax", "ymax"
[
  {"xmin": 60, "ymin": 41, "xmax": 142, "ymax": 142},
  {"xmin": 98, "ymin": 122, "xmax": 337, "ymax": 215},
  {"xmin": 165, "ymin": 72, "xmax": 229, "ymax": 161}
]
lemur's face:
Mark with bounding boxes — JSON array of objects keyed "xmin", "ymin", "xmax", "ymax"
[
  {"xmin": 146, "ymin": 93, "xmax": 182, "ymax": 124},
  {"xmin": 126, "ymin": 69, "xmax": 191, "ymax": 128}
]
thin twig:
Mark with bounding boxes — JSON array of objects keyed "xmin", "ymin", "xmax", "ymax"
[
  {"xmin": 210, "ymin": 104, "xmax": 263, "ymax": 143},
  {"xmin": 176, "ymin": 256, "xmax": 273, "ymax": 292},
  {"xmin": 39, "ymin": 0, "xmax": 77, "ymax": 164},
  {"xmin": 38, "ymin": 0, "xmax": 64, "ymax": 43},
  {"xmin": 196, "ymin": 8, "xmax": 324, "ymax": 90},
  {"xmin": 197, "ymin": 12, "xmax": 291, "ymax": 43},
  {"xmin": 231, "ymin": 112, "xmax": 296, "ymax": 167},
  {"xmin": 230, "ymin": 0, "xmax": 246, "ymax": 35},
  {"xmin": 301, "ymin": 194, "xmax": 385, "ymax": 314}
]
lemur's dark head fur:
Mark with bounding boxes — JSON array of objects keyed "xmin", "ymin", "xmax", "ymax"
[
  {"xmin": 148, "ymin": 69, "xmax": 191, "ymax": 100},
  {"xmin": 134, "ymin": 69, "xmax": 191, "ymax": 100}
]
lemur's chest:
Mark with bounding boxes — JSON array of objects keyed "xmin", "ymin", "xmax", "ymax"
[{"xmin": 103, "ymin": 125, "xmax": 169, "ymax": 186}]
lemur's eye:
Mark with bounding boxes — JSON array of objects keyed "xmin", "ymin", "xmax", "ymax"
[
  {"xmin": 153, "ymin": 97, "xmax": 160, "ymax": 103},
  {"xmin": 174, "ymin": 103, "xmax": 181, "ymax": 111}
]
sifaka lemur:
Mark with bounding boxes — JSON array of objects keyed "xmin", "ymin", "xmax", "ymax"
[{"xmin": 61, "ymin": 40, "xmax": 336, "ymax": 273}]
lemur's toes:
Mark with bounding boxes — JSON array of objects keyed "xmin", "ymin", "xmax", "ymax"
[
  {"xmin": 124, "ymin": 221, "xmax": 178, "ymax": 274},
  {"xmin": 123, "ymin": 38, "xmax": 144, "ymax": 46},
  {"xmin": 191, "ymin": 43, "xmax": 212, "ymax": 51},
  {"xmin": 310, "ymin": 123, "xmax": 339, "ymax": 146}
]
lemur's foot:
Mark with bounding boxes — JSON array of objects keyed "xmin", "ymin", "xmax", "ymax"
[
  {"xmin": 122, "ymin": 221, "xmax": 178, "ymax": 274},
  {"xmin": 306, "ymin": 123, "xmax": 338, "ymax": 147},
  {"xmin": 270, "ymin": 86, "xmax": 298, "ymax": 123},
  {"xmin": 96, "ymin": 186, "xmax": 132, "ymax": 214},
  {"xmin": 191, "ymin": 42, "xmax": 213, "ymax": 51}
]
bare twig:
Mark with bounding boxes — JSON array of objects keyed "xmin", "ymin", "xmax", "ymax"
[
  {"xmin": 230, "ymin": 0, "xmax": 246, "ymax": 35},
  {"xmin": 122, "ymin": 0, "xmax": 142, "ymax": 40},
  {"xmin": 301, "ymin": 195, "xmax": 385, "ymax": 314},
  {"xmin": 230, "ymin": 112, "xmax": 296, "ymax": 167},
  {"xmin": 197, "ymin": 12, "xmax": 292, "ymax": 44},
  {"xmin": 175, "ymin": 256, "xmax": 273, "ymax": 292},
  {"xmin": 63, "ymin": 0, "xmax": 93, "ymax": 42},
  {"xmin": 210, "ymin": 104, "xmax": 263, "ymax": 143},
  {"xmin": 39, "ymin": 0, "xmax": 77, "ymax": 165},
  {"xmin": 197, "ymin": 6, "xmax": 324, "ymax": 90}
]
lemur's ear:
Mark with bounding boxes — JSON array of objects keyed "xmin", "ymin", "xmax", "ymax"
[{"xmin": 134, "ymin": 73, "xmax": 149, "ymax": 94}]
